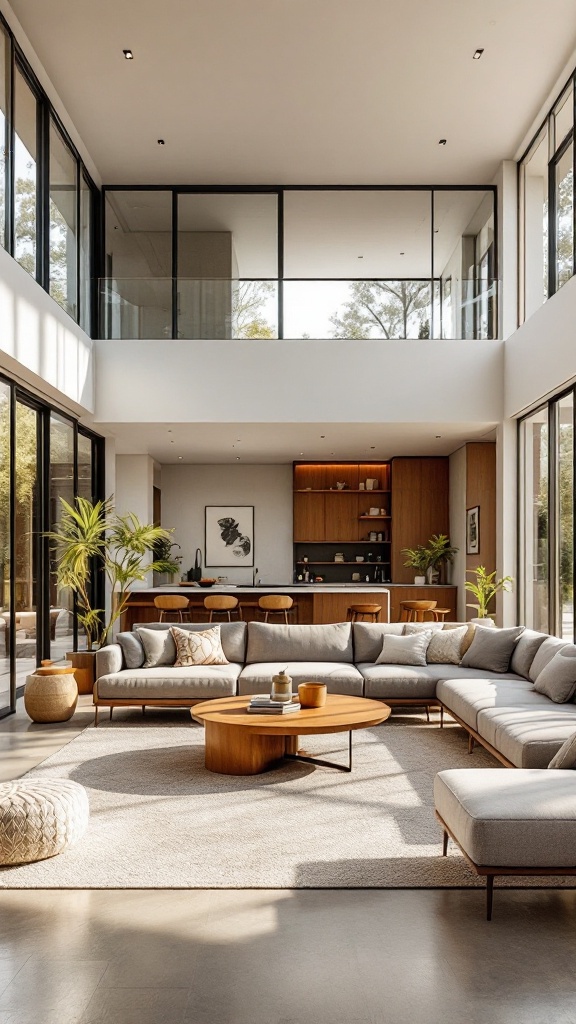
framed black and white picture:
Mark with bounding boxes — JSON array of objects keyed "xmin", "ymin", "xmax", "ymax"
[
  {"xmin": 205, "ymin": 506, "xmax": 254, "ymax": 567},
  {"xmin": 466, "ymin": 505, "xmax": 480, "ymax": 555}
]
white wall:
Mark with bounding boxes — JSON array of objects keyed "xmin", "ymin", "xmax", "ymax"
[
  {"xmin": 0, "ymin": 246, "xmax": 94, "ymax": 414},
  {"xmin": 448, "ymin": 446, "xmax": 467, "ymax": 620},
  {"xmin": 94, "ymin": 339, "xmax": 503, "ymax": 425},
  {"xmin": 161, "ymin": 464, "xmax": 293, "ymax": 584},
  {"xmin": 114, "ymin": 455, "xmax": 156, "ymax": 588}
]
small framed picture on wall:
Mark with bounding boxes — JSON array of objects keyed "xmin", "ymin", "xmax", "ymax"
[
  {"xmin": 205, "ymin": 506, "xmax": 254, "ymax": 567},
  {"xmin": 466, "ymin": 505, "xmax": 480, "ymax": 555}
]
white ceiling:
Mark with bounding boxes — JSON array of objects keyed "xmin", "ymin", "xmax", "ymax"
[
  {"xmin": 100, "ymin": 420, "xmax": 498, "ymax": 464},
  {"xmin": 8, "ymin": 0, "xmax": 576, "ymax": 185}
]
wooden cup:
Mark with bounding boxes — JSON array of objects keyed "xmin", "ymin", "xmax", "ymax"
[{"xmin": 298, "ymin": 682, "xmax": 327, "ymax": 708}]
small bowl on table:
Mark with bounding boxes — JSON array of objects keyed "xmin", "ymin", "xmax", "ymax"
[
  {"xmin": 198, "ymin": 579, "xmax": 217, "ymax": 588},
  {"xmin": 298, "ymin": 682, "xmax": 327, "ymax": 708}
]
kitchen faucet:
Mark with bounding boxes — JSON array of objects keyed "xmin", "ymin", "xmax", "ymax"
[{"xmin": 253, "ymin": 567, "xmax": 259, "ymax": 586}]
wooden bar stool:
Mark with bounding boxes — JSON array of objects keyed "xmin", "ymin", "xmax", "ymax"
[
  {"xmin": 432, "ymin": 607, "xmax": 451, "ymax": 622},
  {"xmin": 347, "ymin": 604, "xmax": 382, "ymax": 623},
  {"xmin": 258, "ymin": 595, "xmax": 296, "ymax": 624},
  {"xmin": 399, "ymin": 600, "xmax": 437, "ymax": 622},
  {"xmin": 203, "ymin": 595, "xmax": 241, "ymax": 622},
  {"xmin": 153, "ymin": 595, "xmax": 191, "ymax": 622}
]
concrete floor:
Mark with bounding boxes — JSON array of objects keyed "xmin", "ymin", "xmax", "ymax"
[{"xmin": 1, "ymin": 700, "xmax": 576, "ymax": 1024}]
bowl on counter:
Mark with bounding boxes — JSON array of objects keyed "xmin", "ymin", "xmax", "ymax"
[{"xmin": 198, "ymin": 579, "xmax": 218, "ymax": 588}]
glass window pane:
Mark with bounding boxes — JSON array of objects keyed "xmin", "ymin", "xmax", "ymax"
[
  {"xmin": 555, "ymin": 142, "xmax": 574, "ymax": 291},
  {"xmin": 79, "ymin": 175, "xmax": 93, "ymax": 333},
  {"xmin": 520, "ymin": 408, "xmax": 549, "ymax": 633},
  {"xmin": 557, "ymin": 395, "xmax": 574, "ymax": 640},
  {"xmin": 283, "ymin": 279, "xmax": 432, "ymax": 339},
  {"xmin": 49, "ymin": 119, "xmax": 78, "ymax": 319},
  {"xmin": 0, "ymin": 26, "xmax": 9, "ymax": 250},
  {"xmin": 14, "ymin": 401, "xmax": 39, "ymax": 689},
  {"xmin": 104, "ymin": 191, "xmax": 172, "ymax": 339},
  {"xmin": 433, "ymin": 191, "xmax": 495, "ymax": 339},
  {"xmin": 553, "ymin": 82, "xmax": 574, "ymax": 152},
  {"xmin": 0, "ymin": 381, "xmax": 10, "ymax": 711},
  {"xmin": 14, "ymin": 67, "xmax": 38, "ymax": 278},
  {"xmin": 77, "ymin": 432, "xmax": 93, "ymax": 501},
  {"xmin": 520, "ymin": 128, "xmax": 549, "ymax": 320},
  {"xmin": 49, "ymin": 414, "xmax": 75, "ymax": 661},
  {"xmin": 177, "ymin": 193, "xmax": 278, "ymax": 339}
]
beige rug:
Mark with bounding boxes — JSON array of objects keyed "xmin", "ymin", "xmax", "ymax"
[{"xmin": 0, "ymin": 711, "xmax": 570, "ymax": 889}]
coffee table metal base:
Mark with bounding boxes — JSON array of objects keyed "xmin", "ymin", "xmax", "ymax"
[{"xmin": 285, "ymin": 730, "xmax": 353, "ymax": 773}]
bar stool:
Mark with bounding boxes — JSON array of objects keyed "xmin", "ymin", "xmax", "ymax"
[
  {"xmin": 203, "ymin": 595, "xmax": 241, "ymax": 622},
  {"xmin": 399, "ymin": 600, "xmax": 437, "ymax": 622},
  {"xmin": 432, "ymin": 607, "xmax": 451, "ymax": 622},
  {"xmin": 347, "ymin": 604, "xmax": 382, "ymax": 623},
  {"xmin": 258, "ymin": 595, "xmax": 296, "ymax": 623},
  {"xmin": 153, "ymin": 595, "xmax": 191, "ymax": 622}
]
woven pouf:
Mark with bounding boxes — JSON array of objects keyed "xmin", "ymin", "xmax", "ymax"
[{"xmin": 0, "ymin": 779, "xmax": 89, "ymax": 865}]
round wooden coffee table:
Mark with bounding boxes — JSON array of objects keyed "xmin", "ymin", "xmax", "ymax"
[{"xmin": 191, "ymin": 693, "xmax": 390, "ymax": 775}]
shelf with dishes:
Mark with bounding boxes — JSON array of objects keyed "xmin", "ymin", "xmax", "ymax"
[
  {"xmin": 296, "ymin": 560, "xmax": 391, "ymax": 566},
  {"xmin": 295, "ymin": 489, "xmax": 391, "ymax": 494}
]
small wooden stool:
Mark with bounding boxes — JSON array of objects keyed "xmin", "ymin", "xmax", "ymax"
[
  {"xmin": 399, "ymin": 600, "xmax": 437, "ymax": 622},
  {"xmin": 432, "ymin": 607, "xmax": 451, "ymax": 622},
  {"xmin": 203, "ymin": 595, "xmax": 241, "ymax": 622},
  {"xmin": 153, "ymin": 595, "xmax": 191, "ymax": 622},
  {"xmin": 258, "ymin": 595, "xmax": 296, "ymax": 623},
  {"xmin": 347, "ymin": 604, "xmax": 382, "ymax": 623}
]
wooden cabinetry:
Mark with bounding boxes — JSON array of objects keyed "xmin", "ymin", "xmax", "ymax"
[{"xmin": 391, "ymin": 457, "xmax": 450, "ymax": 583}]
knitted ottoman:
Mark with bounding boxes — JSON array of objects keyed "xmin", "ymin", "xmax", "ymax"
[{"xmin": 0, "ymin": 779, "xmax": 89, "ymax": 865}]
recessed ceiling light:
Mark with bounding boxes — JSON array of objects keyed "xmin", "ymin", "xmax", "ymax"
[
  {"xmin": 357, "ymin": 255, "xmax": 364, "ymax": 259},
  {"xmin": 123, "ymin": 49, "xmax": 134, "ymax": 59},
  {"xmin": 170, "ymin": 440, "xmax": 174, "ymax": 444},
  {"xmin": 438, "ymin": 139, "xmax": 447, "ymax": 146},
  {"xmin": 434, "ymin": 229, "xmax": 439, "ymax": 234},
  {"xmin": 400, "ymin": 252, "xmax": 405, "ymax": 256},
  {"xmin": 299, "ymin": 452, "xmax": 304, "ymax": 456},
  {"xmin": 157, "ymin": 139, "xmax": 165, "ymax": 146},
  {"xmin": 167, "ymin": 429, "xmax": 172, "ymax": 433},
  {"xmin": 320, "ymin": 434, "xmax": 325, "ymax": 438},
  {"xmin": 435, "ymin": 435, "xmax": 442, "ymax": 439},
  {"xmin": 473, "ymin": 48, "xmax": 484, "ymax": 60},
  {"xmin": 330, "ymin": 452, "xmax": 335, "ymax": 456},
  {"xmin": 370, "ymin": 446, "xmax": 376, "ymax": 450},
  {"xmin": 236, "ymin": 457, "xmax": 240, "ymax": 461},
  {"xmin": 178, "ymin": 456, "xmax": 183, "ymax": 460}
]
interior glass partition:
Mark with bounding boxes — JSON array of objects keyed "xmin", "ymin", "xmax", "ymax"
[
  {"xmin": 14, "ymin": 65, "xmax": 39, "ymax": 278},
  {"xmin": 49, "ymin": 413, "xmax": 75, "ymax": 662},
  {"xmin": 0, "ymin": 381, "xmax": 10, "ymax": 714},
  {"xmin": 49, "ymin": 118, "xmax": 78, "ymax": 319},
  {"xmin": 556, "ymin": 394, "xmax": 574, "ymax": 639},
  {"xmin": 79, "ymin": 174, "xmax": 93, "ymax": 334},
  {"xmin": 0, "ymin": 24, "xmax": 9, "ymax": 251},
  {"xmin": 520, "ymin": 407, "xmax": 549, "ymax": 634},
  {"xmin": 14, "ymin": 399, "xmax": 39, "ymax": 690},
  {"xmin": 554, "ymin": 141, "xmax": 574, "ymax": 292},
  {"xmin": 433, "ymin": 190, "xmax": 495, "ymax": 339},
  {"xmin": 519, "ymin": 128, "xmax": 549, "ymax": 320}
]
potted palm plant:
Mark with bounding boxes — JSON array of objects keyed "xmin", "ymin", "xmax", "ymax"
[
  {"xmin": 48, "ymin": 497, "xmax": 181, "ymax": 691},
  {"xmin": 402, "ymin": 545, "xmax": 432, "ymax": 585},
  {"xmin": 465, "ymin": 566, "xmax": 513, "ymax": 625},
  {"xmin": 424, "ymin": 534, "xmax": 458, "ymax": 584}
]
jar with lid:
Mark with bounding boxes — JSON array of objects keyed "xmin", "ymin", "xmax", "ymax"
[{"xmin": 271, "ymin": 668, "xmax": 292, "ymax": 702}]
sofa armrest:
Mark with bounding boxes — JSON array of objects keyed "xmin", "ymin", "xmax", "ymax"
[{"xmin": 96, "ymin": 644, "xmax": 123, "ymax": 680}]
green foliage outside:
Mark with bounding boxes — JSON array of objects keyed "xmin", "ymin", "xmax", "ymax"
[{"xmin": 330, "ymin": 281, "xmax": 431, "ymax": 339}]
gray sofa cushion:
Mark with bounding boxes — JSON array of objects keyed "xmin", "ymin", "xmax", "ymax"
[
  {"xmin": 435, "ymin": 769, "xmax": 576, "ymax": 868},
  {"xmin": 529, "ymin": 636, "xmax": 570, "ymax": 682},
  {"xmin": 136, "ymin": 626, "xmax": 176, "ymax": 667},
  {"xmin": 510, "ymin": 629, "xmax": 548, "ymax": 679},
  {"xmin": 353, "ymin": 622, "xmax": 410, "ymax": 663},
  {"xmin": 476, "ymin": 704, "xmax": 576, "ymax": 768},
  {"xmin": 359, "ymin": 663, "xmax": 441, "ymax": 700},
  {"xmin": 245, "ymin": 622, "xmax": 353, "ymax": 664},
  {"xmin": 549, "ymin": 732, "xmax": 576, "ymax": 769},
  {"xmin": 96, "ymin": 644, "xmax": 123, "ymax": 679},
  {"xmin": 238, "ymin": 661, "xmax": 363, "ymax": 696},
  {"xmin": 116, "ymin": 631, "xmax": 145, "ymax": 669},
  {"xmin": 461, "ymin": 625, "xmax": 524, "ymax": 673},
  {"xmin": 96, "ymin": 664, "xmax": 242, "ymax": 700},
  {"xmin": 533, "ymin": 646, "xmax": 576, "ymax": 703},
  {"xmin": 134, "ymin": 621, "xmax": 246, "ymax": 664},
  {"xmin": 437, "ymin": 676, "xmax": 551, "ymax": 731}
]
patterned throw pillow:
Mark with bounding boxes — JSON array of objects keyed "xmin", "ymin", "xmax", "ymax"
[
  {"xmin": 170, "ymin": 625, "xmax": 229, "ymax": 667},
  {"xmin": 426, "ymin": 625, "xmax": 468, "ymax": 665}
]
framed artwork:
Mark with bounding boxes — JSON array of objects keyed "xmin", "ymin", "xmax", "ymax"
[
  {"xmin": 205, "ymin": 506, "xmax": 254, "ymax": 567},
  {"xmin": 466, "ymin": 506, "xmax": 480, "ymax": 555}
]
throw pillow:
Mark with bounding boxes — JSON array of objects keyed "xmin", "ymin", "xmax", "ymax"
[
  {"xmin": 510, "ymin": 628, "xmax": 548, "ymax": 679},
  {"xmin": 460, "ymin": 625, "xmax": 524, "ymax": 673},
  {"xmin": 376, "ymin": 631, "xmax": 432, "ymax": 667},
  {"xmin": 443, "ymin": 622, "xmax": 475, "ymax": 655},
  {"xmin": 117, "ymin": 631, "xmax": 145, "ymax": 669},
  {"xmin": 136, "ymin": 626, "xmax": 176, "ymax": 668},
  {"xmin": 426, "ymin": 625, "xmax": 469, "ymax": 665},
  {"xmin": 403, "ymin": 623, "xmax": 443, "ymax": 634},
  {"xmin": 171, "ymin": 625, "xmax": 229, "ymax": 666},
  {"xmin": 533, "ymin": 646, "xmax": 576, "ymax": 703},
  {"xmin": 548, "ymin": 731, "xmax": 576, "ymax": 769}
]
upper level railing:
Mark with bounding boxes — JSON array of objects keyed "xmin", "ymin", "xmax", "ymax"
[{"xmin": 98, "ymin": 277, "xmax": 498, "ymax": 341}]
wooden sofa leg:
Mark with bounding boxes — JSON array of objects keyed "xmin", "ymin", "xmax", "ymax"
[
  {"xmin": 442, "ymin": 830, "xmax": 449, "ymax": 856},
  {"xmin": 142, "ymin": 705, "xmax": 146, "ymax": 716},
  {"xmin": 486, "ymin": 875, "xmax": 494, "ymax": 921},
  {"xmin": 94, "ymin": 706, "xmax": 99, "ymax": 727},
  {"xmin": 109, "ymin": 708, "xmax": 113, "ymax": 721},
  {"xmin": 468, "ymin": 733, "xmax": 475, "ymax": 754},
  {"xmin": 440, "ymin": 706, "xmax": 444, "ymax": 728},
  {"xmin": 425, "ymin": 706, "xmax": 430, "ymax": 723}
]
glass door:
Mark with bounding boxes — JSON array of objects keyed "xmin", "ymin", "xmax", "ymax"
[
  {"xmin": 14, "ymin": 397, "xmax": 40, "ymax": 692},
  {"xmin": 0, "ymin": 380, "xmax": 11, "ymax": 715}
]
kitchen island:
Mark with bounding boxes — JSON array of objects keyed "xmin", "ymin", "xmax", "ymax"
[{"xmin": 121, "ymin": 583, "xmax": 457, "ymax": 628}]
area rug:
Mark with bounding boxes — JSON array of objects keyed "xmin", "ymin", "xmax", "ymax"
[{"xmin": 0, "ymin": 713, "xmax": 571, "ymax": 889}]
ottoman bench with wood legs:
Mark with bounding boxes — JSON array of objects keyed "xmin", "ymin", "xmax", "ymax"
[{"xmin": 434, "ymin": 768, "xmax": 576, "ymax": 920}]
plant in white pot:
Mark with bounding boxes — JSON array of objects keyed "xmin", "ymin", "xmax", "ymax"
[
  {"xmin": 402, "ymin": 545, "xmax": 432, "ymax": 586},
  {"xmin": 424, "ymin": 534, "xmax": 458, "ymax": 585},
  {"xmin": 48, "ymin": 497, "xmax": 180, "ymax": 691},
  {"xmin": 465, "ymin": 566, "xmax": 513, "ymax": 625}
]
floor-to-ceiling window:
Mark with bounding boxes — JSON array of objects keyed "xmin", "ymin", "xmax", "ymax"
[
  {"xmin": 0, "ymin": 373, "xmax": 104, "ymax": 718},
  {"xmin": 13, "ymin": 63, "xmax": 39, "ymax": 278},
  {"xmin": 49, "ymin": 118, "xmax": 78, "ymax": 319},
  {"xmin": 519, "ymin": 389, "xmax": 576, "ymax": 639}
]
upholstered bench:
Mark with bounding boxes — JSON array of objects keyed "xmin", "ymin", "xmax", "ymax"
[{"xmin": 434, "ymin": 768, "xmax": 576, "ymax": 919}]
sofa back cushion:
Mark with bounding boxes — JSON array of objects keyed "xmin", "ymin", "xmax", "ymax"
[
  {"xmin": 353, "ymin": 623, "xmax": 405, "ymax": 663},
  {"xmin": 510, "ymin": 628, "xmax": 548, "ymax": 679},
  {"xmin": 133, "ymin": 621, "xmax": 246, "ymax": 664},
  {"xmin": 246, "ymin": 622, "xmax": 353, "ymax": 664},
  {"xmin": 528, "ymin": 636, "xmax": 571, "ymax": 682},
  {"xmin": 533, "ymin": 646, "xmax": 576, "ymax": 703},
  {"xmin": 136, "ymin": 626, "xmax": 177, "ymax": 667},
  {"xmin": 117, "ymin": 631, "xmax": 145, "ymax": 669},
  {"xmin": 461, "ymin": 625, "xmax": 524, "ymax": 673}
]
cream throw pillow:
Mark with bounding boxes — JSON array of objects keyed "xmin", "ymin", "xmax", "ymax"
[
  {"xmin": 426, "ymin": 625, "xmax": 468, "ymax": 665},
  {"xmin": 170, "ymin": 625, "xmax": 229, "ymax": 666},
  {"xmin": 376, "ymin": 631, "xmax": 432, "ymax": 667}
]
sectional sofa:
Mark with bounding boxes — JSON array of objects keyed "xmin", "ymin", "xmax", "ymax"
[{"xmin": 93, "ymin": 619, "xmax": 576, "ymax": 769}]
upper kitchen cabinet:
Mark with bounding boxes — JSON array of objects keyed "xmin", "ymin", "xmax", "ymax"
[{"xmin": 390, "ymin": 457, "xmax": 450, "ymax": 583}]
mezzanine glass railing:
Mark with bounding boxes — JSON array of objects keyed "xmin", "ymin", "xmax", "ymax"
[{"xmin": 98, "ymin": 277, "xmax": 498, "ymax": 341}]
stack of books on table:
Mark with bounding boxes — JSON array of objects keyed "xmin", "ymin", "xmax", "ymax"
[{"xmin": 247, "ymin": 695, "xmax": 301, "ymax": 714}]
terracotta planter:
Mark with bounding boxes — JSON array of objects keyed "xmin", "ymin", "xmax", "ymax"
[{"xmin": 66, "ymin": 650, "xmax": 98, "ymax": 695}]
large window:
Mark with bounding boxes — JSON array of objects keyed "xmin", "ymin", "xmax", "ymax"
[
  {"xmin": 49, "ymin": 118, "xmax": 78, "ymax": 319},
  {"xmin": 0, "ymin": 24, "xmax": 9, "ymax": 251},
  {"xmin": 0, "ymin": 380, "xmax": 10, "ymax": 714},
  {"xmin": 519, "ymin": 390, "xmax": 576, "ymax": 639},
  {"xmin": 519, "ymin": 71, "xmax": 575, "ymax": 322},
  {"xmin": 13, "ymin": 64, "xmax": 38, "ymax": 278}
]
